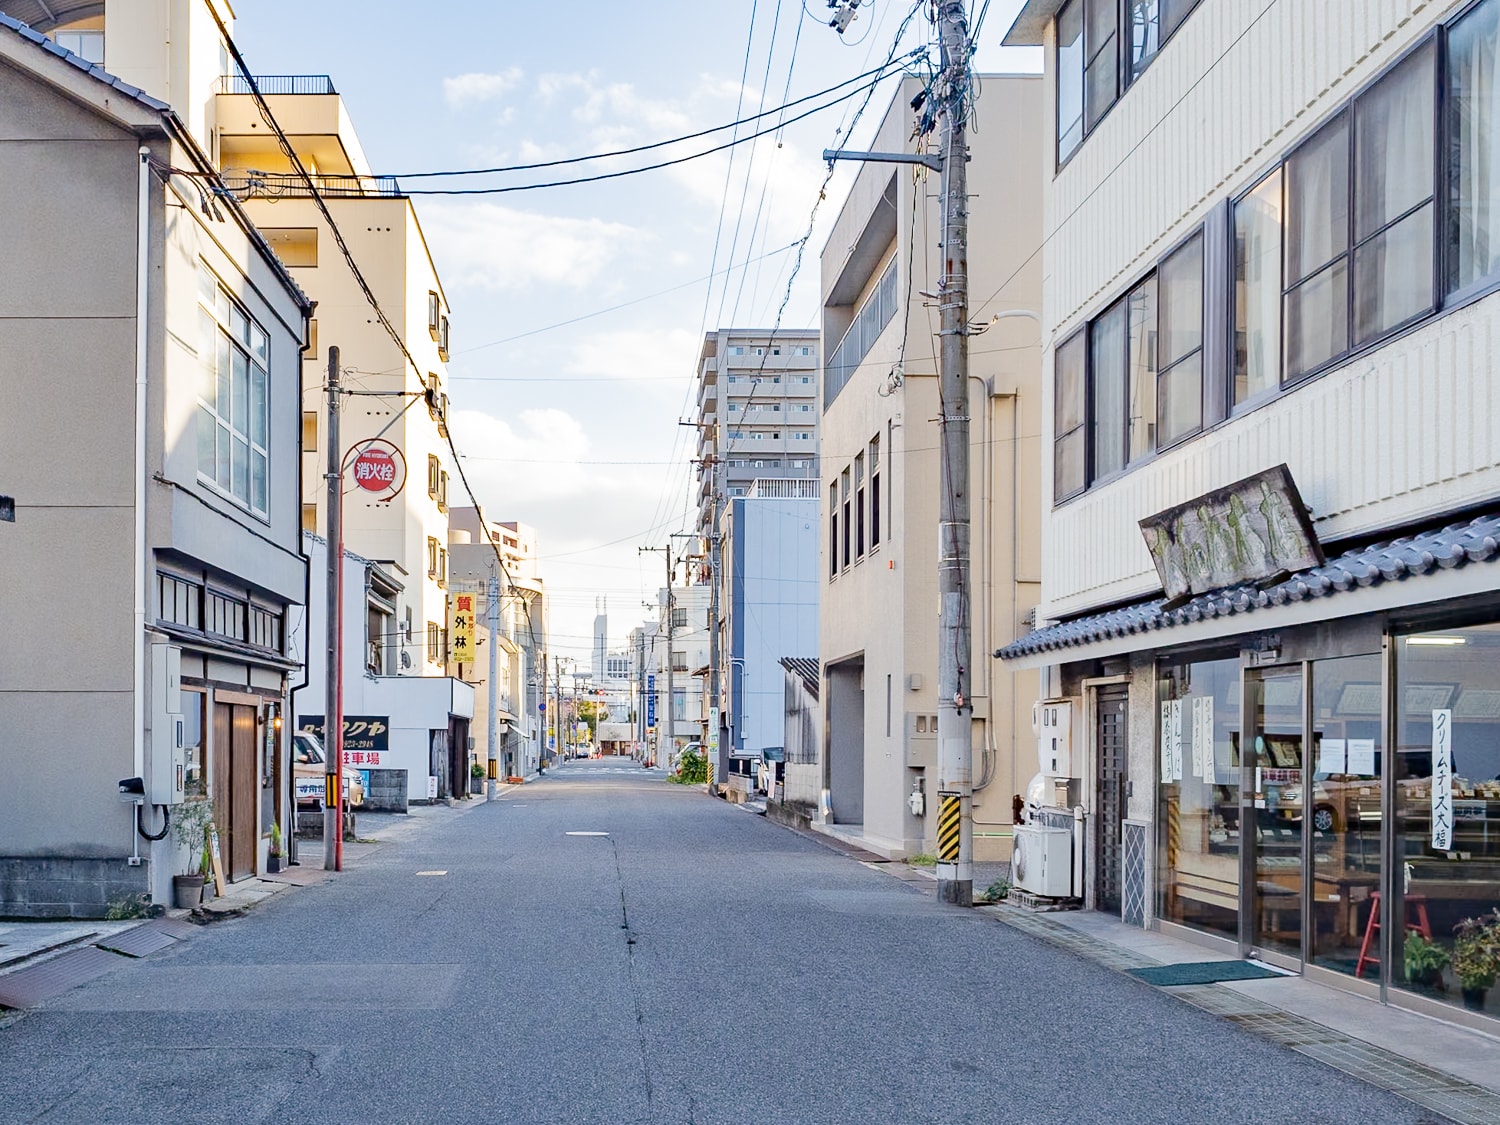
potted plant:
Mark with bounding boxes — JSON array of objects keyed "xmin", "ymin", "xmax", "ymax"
[
  {"xmin": 171, "ymin": 799, "xmax": 214, "ymax": 910},
  {"xmin": 266, "ymin": 823, "xmax": 284, "ymax": 874},
  {"xmin": 470, "ymin": 762, "xmax": 485, "ymax": 795},
  {"xmin": 1404, "ymin": 930, "xmax": 1450, "ymax": 992},
  {"xmin": 1452, "ymin": 910, "xmax": 1500, "ymax": 1011}
]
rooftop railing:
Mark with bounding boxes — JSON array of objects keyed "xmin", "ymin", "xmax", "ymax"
[
  {"xmin": 221, "ymin": 171, "xmax": 403, "ymax": 200},
  {"xmin": 218, "ymin": 74, "xmax": 337, "ymax": 95}
]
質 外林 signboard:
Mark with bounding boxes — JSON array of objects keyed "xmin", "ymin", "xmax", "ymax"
[
  {"xmin": 451, "ymin": 593, "xmax": 477, "ymax": 665},
  {"xmin": 300, "ymin": 715, "xmax": 390, "ymax": 767},
  {"xmin": 1139, "ymin": 464, "xmax": 1323, "ymax": 608}
]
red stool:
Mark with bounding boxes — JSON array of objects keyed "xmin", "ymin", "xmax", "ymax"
[{"xmin": 1355, "ymin": 891, "xmax": 1432, "ymax": 979}]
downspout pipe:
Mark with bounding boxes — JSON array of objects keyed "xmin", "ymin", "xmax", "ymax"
[{"xmin": 133, "ymin": 147, "xmax": 151, "ymax": 789}]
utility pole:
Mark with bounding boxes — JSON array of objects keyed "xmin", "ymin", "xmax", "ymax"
[
  {"xmin": 821, "ymin": 2, "xmax": 974, "ymax": 904},
  {"xmin": 933, "ymin": 0, "xmax": 974, "ymax": 907},
  {"xmin": 323, "ymin": 345, "xmax": 343, "ymax": 871},
  {"xmin": 706, "ymin": 449, "xmax": 723, "ymax": 789},
  {"xmin": 485, "ymin": 569, "xmax": 500, "ymax": 801},
  {"xmin": 639, "ymin": 544, "xmax": 675, "ymax": 764}
]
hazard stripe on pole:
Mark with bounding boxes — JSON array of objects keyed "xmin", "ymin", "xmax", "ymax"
[
  {"xmin": 937, "ymin": 793, "xmax": 961, "ymax": 861},
  {"xmin": 325, "ymin": 773, "xmax": 339, "ymax": 808}
]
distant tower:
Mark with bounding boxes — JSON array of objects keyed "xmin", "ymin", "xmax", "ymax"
[{"xmin": 592, "ymin": 597, "xmax": 607, "ymax": 682}]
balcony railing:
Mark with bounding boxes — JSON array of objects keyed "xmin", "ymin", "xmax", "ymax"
[
  {"xmin": 218, "ymin": 74, "xmax": 337, "ymax": 95},
  {"xmin": 221, "ymin": 171, "xmax": 403, "ymax": 200},
  {"xmin": 747, "ymin": 479, "xmax": 820, "ymax": 499},
  {"xmin": 825, "ymin": 257, "xmax": 899, "ymax": 409}
]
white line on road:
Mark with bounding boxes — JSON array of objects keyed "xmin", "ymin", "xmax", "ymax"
[{"xmin": 565, "ymin": 831, "xmax": 609, "ymax": 837}]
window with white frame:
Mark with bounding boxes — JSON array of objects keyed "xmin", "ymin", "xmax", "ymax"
[{"xmin": 197, "ymin": 268, "xmax": 270, "ymax": 517}]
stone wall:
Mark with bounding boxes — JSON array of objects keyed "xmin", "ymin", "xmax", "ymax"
[{"xmin": 365, "ymin": 768, "xmax": 409, "ymax": 813}]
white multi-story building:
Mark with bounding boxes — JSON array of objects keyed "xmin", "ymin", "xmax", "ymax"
[{"xmin": 1002, "ymin": 0, "xmax": 1500, "ymax": 1032}]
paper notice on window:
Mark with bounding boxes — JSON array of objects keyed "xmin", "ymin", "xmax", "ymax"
[
  {"xmin": 1193, "ymin": 696, "xmax": 1216, "ymax": 782},
  {"xmin": 1188, "ymin": 697, "xmax": 1206, "ymax": 780},
  {"xmin": 1347, "ymin": 738, "xmax": 1376, "ymax": 776},
  {"xmin": 1318, "ymin": 738, "xmax": 1347, "ymax": 776},
  {"xmin": 1431, "ymin": 710, "xmax": 1453, "ymax": 851},
  {"xmin": 1160, "ymin": 699, "xmax": 1183, "ymax": 783}
]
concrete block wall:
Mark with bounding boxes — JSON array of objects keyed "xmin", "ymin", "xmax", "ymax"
[{"xmin": 0, "ymin": 857, "xmax": 149, "ymax": 920}]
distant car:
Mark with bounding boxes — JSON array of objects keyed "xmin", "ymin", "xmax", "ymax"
[{"xmin": 292, "ymin": 731, "xmax": 365, "ymax": 810}]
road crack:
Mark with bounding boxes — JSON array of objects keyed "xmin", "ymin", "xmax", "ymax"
[{"xmin": 609, "ymin": 835, "xmax": 654, "ymax": 1119}]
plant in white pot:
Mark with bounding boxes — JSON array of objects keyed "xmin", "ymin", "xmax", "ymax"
[{"xmin": 171, "ymin": 799, "xmax": 214, "ymax": 909}]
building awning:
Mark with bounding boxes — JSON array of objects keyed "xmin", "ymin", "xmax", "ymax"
[
  {"xmin": 1001, "ymin": 0, "xmax": 1061, "ymax": 46},
  {"xmin": 997, "ymin": 512, "xmax": 1500, "ymax": 668}
]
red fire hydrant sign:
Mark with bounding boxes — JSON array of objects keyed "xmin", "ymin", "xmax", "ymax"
[{"xmin": 342, "ymin": 440, "xmax": 406, "ymax": 501}]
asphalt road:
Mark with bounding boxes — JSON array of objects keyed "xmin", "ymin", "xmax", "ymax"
[{"xmin": 0, "ymin": 759, "xmax": 1451, "ymax": 1124}]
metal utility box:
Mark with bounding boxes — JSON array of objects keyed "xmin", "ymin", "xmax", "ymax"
[
  {"xmin": 1034, "ymin": 699, "xmax": 1074, "ymax": 777},
  {"xmin": 150, "ymin": 644, "xmax": 186, "ymax": 805},
  {"xmin": 1012, "ymin": 824, "xmax": 1073, "ymax": 897}
]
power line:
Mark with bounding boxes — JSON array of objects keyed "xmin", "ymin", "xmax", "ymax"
[{"xmin": 384, "ymin": 70, "xmax": 918, "ymax": 197}]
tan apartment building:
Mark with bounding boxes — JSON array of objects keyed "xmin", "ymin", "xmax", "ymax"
[
  {"xmin": 817, "ymin": 74, "xmax": 1045, "ymax": 861},
  {"xmin": 0, "ymin": 15, "xmax": 311, "ymax": 913},
  {"xmin": 30, "ymin": 0, "xmax": 478, "ymax": 805},
  {"xmin": 1001, "ymin": 0, "xmax": 1500, "ymax": 1033}
]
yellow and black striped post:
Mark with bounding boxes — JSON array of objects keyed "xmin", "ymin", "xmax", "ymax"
[{"xmin": 937, "ymin": 793, "xmax": 962, "ymax": 862}]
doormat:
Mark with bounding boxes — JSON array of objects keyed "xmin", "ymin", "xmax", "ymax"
[{"xmin": 1129, "ymin": 960, "xmax": 1286, "ymax": 986}]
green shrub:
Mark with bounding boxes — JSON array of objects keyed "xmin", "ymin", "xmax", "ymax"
[
  {"xmin": 907, "ymin": 853, "xmax": 938, "ymax": 868},
  {"xmin": 105, "ymin": 893, "xmax": 151, "ymax": 920},
  {"xmin": 670, "ymin": 747, "xmax": 708, "ymax": 785}
]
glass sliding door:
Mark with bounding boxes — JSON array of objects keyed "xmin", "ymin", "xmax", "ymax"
[
  {"xmin": 1308, "ymin": 654, "xmax": 1384, "ymax": 975},
  {"xmin": 1158, "ymin": 656, "xmax": 1242, "ymax": 939},
  {"xmin": 1246, "ymin": 665, "xmax": 1306, "ymax": 959}
]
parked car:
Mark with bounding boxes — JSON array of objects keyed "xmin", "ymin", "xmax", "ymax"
[{"xmin": 292, "ymin": 731, "xmax": 365, "ymax": 810}]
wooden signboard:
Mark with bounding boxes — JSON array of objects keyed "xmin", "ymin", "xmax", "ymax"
[{"xmin": 207, "ymin": 826, "xmax": 227, "ymax": 896}]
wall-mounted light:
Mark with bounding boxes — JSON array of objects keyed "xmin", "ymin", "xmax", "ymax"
[{"xmin": 1406, "ymin": 636, "xmax": 1468, "ymax": 647}]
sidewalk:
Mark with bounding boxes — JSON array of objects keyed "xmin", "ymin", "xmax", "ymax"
[{"xmin": 886, "ymin": 860, "xmax": 1500, "ymax": 1124}]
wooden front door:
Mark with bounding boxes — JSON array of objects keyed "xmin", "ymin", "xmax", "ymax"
[{"xmin": 212, "ymin": 700, "xmax": 260, "ymax": 880}]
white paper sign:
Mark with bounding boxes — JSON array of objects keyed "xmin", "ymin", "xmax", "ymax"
[
  {"xmin": 428, "ymin": 774, "xmax": 439, "ymax": 800},
  {"xmin": 1195, "ymin": 696, "xmax": 1216, "ymax": 782},
  {"xmin": 1161, "ymin": 701, "xmax": 1174, "ymax": 781},
  {"xmin": 1188, "ymin": 697, "xmax": 1206, "ymax": 780},
  {"xmin": 1431, "ymin": 710, "xmax": 1453, "ymax": 851},
  {"xmin": 1318, "ymin": 738, "xmax": 1347, "ymax": 776},
  {"xmin": 1347, "ymin": 738, "xmax": 1376, "ymax": 776},
  {"xmin": 1166, "ymin": 699, "xmax": 1184, "ymax": 782}
]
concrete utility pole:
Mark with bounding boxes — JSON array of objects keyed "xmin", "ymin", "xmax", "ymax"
[
  {"xmin": 933, "ymin": 0, "xmax": 974, "ymax": 906},
  {"xmin": 639, "ymin": 544, "xmax": 674, "ymax": 763},
  {"xmin": 821, "ymin": 4, "xmax": 975, "ymax": 903},
  {"xmin": 485, "ymin": 570, "xmax": 500, "ymax": 801},
  {"xmin": 706, "ymin": 451, "xmax": 723, "ymax": 784},
  {"xmin": 323, "ymin": 346, "xmax": 343, "ymax": 871}
]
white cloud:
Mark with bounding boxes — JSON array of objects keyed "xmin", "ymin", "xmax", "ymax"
[
  {"xmin": 448, "ymin": 407, "xmax": 593, "ymax": 503},
  {"xmin": 421, "ymin": 201, "xmax": 644, "ymax": 291},
  {"xmin": 443, "ymin": 67, "xmax": 525, "ymax": 108},
  {"xmin": 567, "ymin": 328, "xmax": 700, "ymax": 382}
]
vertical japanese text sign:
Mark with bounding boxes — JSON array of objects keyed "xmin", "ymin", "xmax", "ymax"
[
  {"xmin": 1431, "ymin": 708, "xmax": 1453, "ymax": 851},
  {"xmin": 451, "ymin": 593, "xmax": 476, "ymax": 666}
]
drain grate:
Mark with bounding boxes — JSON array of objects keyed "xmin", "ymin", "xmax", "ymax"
[
  {"xmin": 95, "ymin": 927, "xmax": 179, "ymax": 959},
  {"xmin": 0, "ymin": 947, "xmax": 124, "ymax": 1009}
]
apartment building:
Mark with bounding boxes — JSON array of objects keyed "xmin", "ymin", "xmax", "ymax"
[
  {"xmin": 693, "ymin": 327, "xmax": 821, "ymax": 534},
  {"xmin": 1002, "ymin": 0, "xmax": 1500, "ymax": 1032},
  {"xmin": 0, "ymin": 16, "xmax": 311, "ymax": 912},
  {"xmin": 817, "ymin": 74, "xmax": 1045, "ymax": 861},
  {"xmin": 447, "ymin": 509, "xmax": 548, "ymax": 780},
  {"xmin": 646, "ymin": 584, "xmax": 711, "ymax": 760}
]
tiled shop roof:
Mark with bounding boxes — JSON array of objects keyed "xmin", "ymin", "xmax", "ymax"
[
  {"xmin": 997, "ymin": 511, "xmax": 1500, "ymax": 661},
  {"xmin": 780, "ymin": 657, "xmax": 820, "ymax": 698},
  {"xmin": 0, "ymin": 13, "xmax": 171, "ymax": 112}
]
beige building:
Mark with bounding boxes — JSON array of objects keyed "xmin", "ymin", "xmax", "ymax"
[
  {"xmin": 0, "ymin": 14, "xmax": 311, "ymax": 913},
  {"xmin": 1002, "ymin": 0, "xmax": 1500, "ymax": 1032},
  {"xmin": 816, "ymin": 75, "xmax": 1045, "ymax": 861}
]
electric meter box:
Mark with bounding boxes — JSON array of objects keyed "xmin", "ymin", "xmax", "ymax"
[
  {"xmin": 1034, "ymin": 699, "xmax": 1074, "ymax": 777},
  {"xmin": 149, "ymin": 644, "xmax": 186, "ymax": 805}
]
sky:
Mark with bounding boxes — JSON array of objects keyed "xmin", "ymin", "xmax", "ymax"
[{"xmin": 236, "ymin": 0, "xmax": 1038, "ymax": 663}]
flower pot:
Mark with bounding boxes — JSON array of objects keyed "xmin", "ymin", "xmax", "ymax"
[
  {"xmin": 469, "ymin": 777, "xmax": 484, "ymax": 795},
  {"xmin": 267, "ymin": 855, "xmax": 283, "ymax": 874},
  {"xmin": 1462, "ymin": 987, "xmax": 1489, "ymax": 1011},
  {"xmin": 172, "ymin": 873, "xmax": 205, "ymax": 910}
]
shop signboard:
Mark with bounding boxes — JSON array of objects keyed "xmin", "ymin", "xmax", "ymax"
[
  {"xmin": 646, "ymin": 675, "xmax": 657, "ymax": 726},
  {"xmin": 1139, "ymin": 464, "xmax": 1323, "ymax": 608},
  {"xmin": 451, "ymin": 593, "xmax": 477, "ymax": 666},
  {"xmin": 1432, "ymin": 708, "xmax": 1454, "ymax": 850},
  {"xmin": 300, "ymin": 715, "xmax": 390, "ymax": 767}
]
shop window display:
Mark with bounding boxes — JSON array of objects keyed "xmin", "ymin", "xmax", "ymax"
[
  {"xmin": 1394, "ymin": 624, "xmax": 1500, "ymax": 1018},
  {"xmin": 1157, "ymin": 656, "xmax": 1241, "ymax": 939}
]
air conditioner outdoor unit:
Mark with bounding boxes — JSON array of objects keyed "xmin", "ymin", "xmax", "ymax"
[{"xmin": 1012, "ymin": 824, "xmax": 1073, "ymax": 897}]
